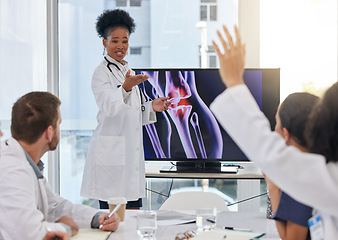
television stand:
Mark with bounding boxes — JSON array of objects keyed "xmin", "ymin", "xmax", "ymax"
[{"xmin": 159, "ymin": 162, "xmax": 238, "ymax": 174}]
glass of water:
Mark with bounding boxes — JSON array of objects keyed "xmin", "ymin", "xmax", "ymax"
[
  {"xmin": 137, "ymin": 210, "xmax": 157, "ymax": 239},
  {"xmin": 196, "ymin": 207, "xmax": 217, "ymax": 232}
]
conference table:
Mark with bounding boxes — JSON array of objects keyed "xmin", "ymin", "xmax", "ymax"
[{"xmin": 106, "ymin": 210, "xmax": 280, "ymax": 240}]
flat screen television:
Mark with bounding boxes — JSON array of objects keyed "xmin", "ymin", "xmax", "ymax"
[{"xmin": 135, "ymin": 68, "xmax": 280, "ymax": 173}]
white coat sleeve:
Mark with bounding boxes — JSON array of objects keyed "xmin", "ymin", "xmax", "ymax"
[
  {"xmin": 91, "ymin": 66, "xmax": 131, "ymax": 117},
  {"xmin": 210, "ymin": 84, "xmax": 338, "ymax": 217},
  {"xmin": 44, "ymin": 178, "xmax": 99, "ymax": 228},
  {"xmin": 0, "ymin": 152, "xmax": 65, "ymax": 240}
]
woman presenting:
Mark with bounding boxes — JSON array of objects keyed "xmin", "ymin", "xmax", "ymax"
[{"xmin": 81, "ymin": 9, "xmax": 170, "ymax": 209}]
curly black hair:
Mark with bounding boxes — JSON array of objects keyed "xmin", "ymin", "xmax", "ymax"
[{"xmin": 96, "ymin": 9, "xmax": 135, "ymax": 38}]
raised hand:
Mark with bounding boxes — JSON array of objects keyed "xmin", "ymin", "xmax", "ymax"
[{"xmin": 212, "ymin": 25, "xmax": 246, "ymax": 88}]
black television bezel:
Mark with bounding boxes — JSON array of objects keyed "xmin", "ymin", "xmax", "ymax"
[{"xmin": 135, "ymin": 68, "xmax": 280, "ymax": 167}]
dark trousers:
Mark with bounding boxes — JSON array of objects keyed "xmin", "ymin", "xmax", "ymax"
[{"xmin": 99, "ymin": 198, "xmax": 142, "ymax": 209}]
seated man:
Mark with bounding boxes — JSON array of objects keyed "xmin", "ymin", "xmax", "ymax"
[{"xmin": 0, "ymin": 92, "xmax": 120, "ymax": 240}]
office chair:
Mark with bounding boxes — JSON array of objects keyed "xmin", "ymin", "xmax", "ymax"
[{"xmin": 159, "ymin": 191, "xmax": 229, "ymax": 211}]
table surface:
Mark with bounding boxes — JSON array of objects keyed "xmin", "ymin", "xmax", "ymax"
[
  {"xmin": 107, "ymin": 210, "xmax": 280, "ymax": 240},
  {"xmin": 145, "ymin": 162, "xmax": 264, "ymax": 179}
]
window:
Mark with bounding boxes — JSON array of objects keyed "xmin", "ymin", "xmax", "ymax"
[
  {"xmin": 116, "ymin": 0, "xmax": 127, "ymax": 7},
  {"xmin": 58, "ymin": 0, "xmax": 238, "ymax": 206},
  {"xmin": 3, "ymin": 0, "xmax": 336, "ymax": 213},
  {"xmin": 0, "ymin": 0, "xmax": 48, "ymax": 174},
  {"xmin": 200, "ymin": 6, "xmax": 207, "ymax": 21},
  {"xmin": 209, "ymin": 5, "xmax": 217, "ymax": 21},
  {"xmin": 130, "ymin": 0, "xmax": 141, "ymax": 7},
  {"xmin": 207, "ymin": 45, "xmax": 217, "ymax": 68},
  {"xmin": 116, "ymin": 0, "xmax": 141, "ymax": 7},
  {"xmin": 130, "ymin": 47, "xmax": 142, "ymax": 55},
  {"xmin": 58, "ymin": 1, "xmax": 101, "ymax": 206},
  {"xmin": 260, "ymin": 0, "xmax": 337, "ymax": 100},
  {"xmin": 0, "ymin": 0, "xmax": 47, "ymax": 131},
  {"xmin": 198, "ymin": 45, "xmax": 217, "ymax": 68},
  {"xmin": 200, "ymin": 0, "xmax": 217, "ymax": 21},
  {"xmin": 209, "ymin": 55, "xmax": 217, "ymax": 68}
]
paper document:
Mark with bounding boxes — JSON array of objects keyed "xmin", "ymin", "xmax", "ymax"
[
  {"xmin": 220, "ymin": 166, "xmax": 239, "ymax": 173},
  {"xmin": 192, "ymin": 229, "xmax": 265, "ymax": 240},
  {"xmin": 156, "ymin": 210, "xmax": 196, "ymax": 226},
  {"xmin": 71, "ymin": 229, "xmax": 111, "ymax": 240}
]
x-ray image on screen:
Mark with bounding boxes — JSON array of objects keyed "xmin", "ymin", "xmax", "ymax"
[{"xmin": 135, "ymin": 69, "xmax": 269, "ymax": 162}]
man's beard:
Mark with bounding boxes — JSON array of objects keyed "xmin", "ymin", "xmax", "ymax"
[{"xmin": 48, "ymin": 134, "xmax": 59, "ymax": 151}]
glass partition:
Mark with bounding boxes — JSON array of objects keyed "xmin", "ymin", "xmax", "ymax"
[{"xmin": 0, "ymin": 0, "xmax": 48, "ymax": 175}]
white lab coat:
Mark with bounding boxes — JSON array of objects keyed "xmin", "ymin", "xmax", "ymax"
[
  {"xmin": 81, "ymin": 55, "xmax": 156, "ymax": 201},
  {"xmin": 210, "ymin": 85, "xmax": 338, "ymax": 239},
  {"xmin": 0, "ymin": 138, "xmax": 99, "ymax": 240}
]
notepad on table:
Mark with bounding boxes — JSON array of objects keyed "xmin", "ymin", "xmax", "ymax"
[
  {"xmin": 192, "ymin": 229, "xmax": 265, "ymax": 240},
  {"xmin": 71, "ymin": 229, "xmax": 111, "ymax": 240}
]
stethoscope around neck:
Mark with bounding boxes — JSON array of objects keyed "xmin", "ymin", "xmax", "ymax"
[
  {"xmin": 104, "ymin": 56, "xmax": 125, "ymax": 86},
  {"xmin": 104, "ymin": 56, "xmax": 121, "ymax": 72},
  {"xmin": 104, "ymin": 56, "xmax": 146, "ymax": 108}
]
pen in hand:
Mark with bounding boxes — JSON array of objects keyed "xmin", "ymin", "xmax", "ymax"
[{"xmin": 99, "ymin": 203, "xmax": 121, "ymax": 230}]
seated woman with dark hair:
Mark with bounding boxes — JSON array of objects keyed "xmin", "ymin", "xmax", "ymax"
[{"xmin": 266, "ymin": 92, "xmax": 319, "ymax": 240}]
